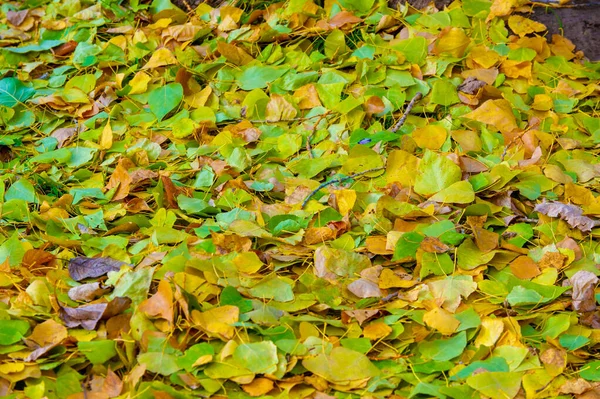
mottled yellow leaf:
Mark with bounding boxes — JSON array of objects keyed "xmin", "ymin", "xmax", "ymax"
[
  {"xmin": 474, "ymin": 317, "xmax": 504, "ymax": 347},
  {"xmin": 142, "ymin": 48, "xmax": 178, "ymax": 69},
  {"xmin": 99, "ymin": 120, "xmax": 113, "ymax": 150},
  {"xmin": 423, "ymin": 307, "xmax": 460, "ymax": 335},
  {"xmin": 128, "ymin": 71, "xmax": 151, "ymax": 95},
  {"xmin": 463, "ymin": 99, "xmax": 518, "ymax": 134},
  {"xmin": 363, "ymin": 322, "xmax": 392, "ymax": 340},
  {"xmin": 412, "ymin": 125, "xmax": 447, "ymax": 150}
]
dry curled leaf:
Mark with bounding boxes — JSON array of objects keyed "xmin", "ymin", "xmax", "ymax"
[
  {"xmin": 535, "ymin": 201, "xmax": 599, "ymax": 232},
  {"xmin": 69, "ymin": 256, "xmax": 130, "ymax": 281},
  {"xmin": 569, "ymin": 271, "xmax": 599, "ymax": 313}
]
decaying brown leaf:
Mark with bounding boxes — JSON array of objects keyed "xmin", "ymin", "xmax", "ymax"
[
  {"xmin": 69, "ymin": 256, "xmax": 130, "ymax": 281},
  {"xmin": 569, "ymin": 271, "xmax": 599, "ymax": 313},
  {"xmin": 535, "ymin": 201, "xmax": 599, "ymax": 232}
]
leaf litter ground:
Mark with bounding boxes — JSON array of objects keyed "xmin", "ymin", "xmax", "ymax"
[{"xmin": 1, "ymin": 0, "xmax": 600, "ymax": 398}]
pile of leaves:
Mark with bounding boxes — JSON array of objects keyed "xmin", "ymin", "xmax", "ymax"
[{"xmin": 1, "ymin": 0, "xmax": 600, "ymax": 397}]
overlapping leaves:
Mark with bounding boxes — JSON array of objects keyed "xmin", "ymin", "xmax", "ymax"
[{"xmin": 0, "ymin": 0, "xmax": 600, "ymax": 397}]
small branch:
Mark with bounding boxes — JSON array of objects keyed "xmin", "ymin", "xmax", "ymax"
[
  {"xmin": 301, "ymin": 167, "xmax": 385, "ymax": 209},
  {"xmin": 390, "ymin": 92, "xmax": 423, "ymax": 133},
  {"xmin": 306, "ymin": 111, "xmax": 330, "ymax": 159}
]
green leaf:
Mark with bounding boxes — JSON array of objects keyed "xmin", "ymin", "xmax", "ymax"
[
  {"xmin": 418, "ymin": 331, "xmax": 467, "ymax": 361},
  {"xmin": 0, "ymin": 78, "xmax": 35, "ymax": 107},
  {"xmin": 3, "ymin": 40, "xmax": 63, "ymax": 54},
  {"xmin": 138, "ymin": 352, "xmax": 182, "ymax": 376},
  {"xmin": 148, "ymin": 83, "xmax": 183, "ymax": 121},
  {"xmin": 237, "ymin": 66, "xmax": 289, "ymax": 90},
  {"xmin": 77, "ymin": 340, "xmax": 117, "ymax": 364},
  {"xmin": 414, "ymin": 149, "xmax": 462, "ymax": 196},
  {"xmin": 429, "ymin": 180, "xmax": 475, "ymax": 204},
  {"xmin": 302, "ymin": 347, "xmax": 380, "ymax": 383},
  {"xmin": 232, "ymin": 341, "xmax": 278, "ymax": 374},
  {"xmin": 5, "ymin": 179, "xmax": 36, "ymax": 203},
  {"xmin": 0, "ymin": 319, "xmax": 30, "ymax": 345},
  {"xmin": 467, "ymin": 371, "xmax": 523, "ymax": 399},
  {"xmin": 431, "ymin": 79, "xmax": 460, "ymax": 106}
]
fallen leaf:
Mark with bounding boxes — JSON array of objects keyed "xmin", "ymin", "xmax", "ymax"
[
  {"xmin": 535, "ymin": 201, "xmax": 599, "ymax": 232},
  {"xmin": 569, "ymin": 271, "xmax": 599, "ymax": 313},
  {"xmin": 69, "ymin": 256, "xmax": 129, "ymax": 281}
]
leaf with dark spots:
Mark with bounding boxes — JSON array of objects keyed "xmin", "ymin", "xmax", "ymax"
[{"xmin": 69, "ymin": 256, "xmax": 130, "ymax": 281}]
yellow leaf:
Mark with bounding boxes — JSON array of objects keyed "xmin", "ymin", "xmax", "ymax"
[
  {"xmin": 265, "ymin": 94, "xmax": 297, "ymax": 122},
  {"xmin": 386, "ymin": 150, "xmax": 419, "ymax": 186},
  {"xmin": 508, "ymin": 15, "xmax": 546, "ymax": 37},
  {"xmin": 335, "ymin": 189, "xmax": 356, "ymax": 216},
  {"xmin": 378, "ymin": 268, "xmax": 416, "ymax": 288},
  {"xmin": 474, "ymin": 317, "xmax": 504, "ymax": 347},
  {"xmin": 294, "ymin": 84, "xmax": 322, "ymax": 109},
  {"xmin": 531, "ymin": 94, "xmax": 553, "ymax": 111},
  {"xmin": 148, "ymin": 18, "xmax": 172, "ymax": 29},
  {"xmin": 217, "ymin": 41, "xmax": 254, "ymax": 66},
  {"xmin": 233, "ymin": 252, "xmax": 263, "ymax": 274},
  {"xmin": 142, "ymin": 47, "xmax": 178, "ymax": 69},
  {"xmin": 99, "ymin": 120, "xmax": 113, "ymax": 150},
  {"xmin": 501, "ymin": 60, "xmax": 532, "ymax": 79},
  {"xmin": 363, "ymin": 322, "xmax": 392, "ymax": 340},
  {"xmin": 128, "ymin": 71, "xmax": 151, "ymax": 95},
  {"xmin": 423, "ymin": 307, "xmax": 460, "ymax": 335},
  {"xmin": 487, "ymin": 0, "xmax": 521, "ymax": 21},
  {"xmin": 242, "ymin": 378, "xmax": 275, "ymax": 397},
  {"xmin": 412, "ymin": 125, "xmax": 447, "ymax": 150},
  {"xmin": 434, "ymin": 27, "xmax": 470, "ymax": 58},
  {"xmin": 463, "ymin": 99, "xmax": 518, "ymax": 134},
  {"xmin": 466, "ymin": 45, "xmax": 501, "ymax": 69},
  {"xmin": 429, "ymin": 180, "xmax": 475, "ymax": 204},
  {"xmin": 540, "ymin": 347, "xmax": 567, "ymax": 377},
  {"xmin": 185, "ymin": 85, "xmax": 212, "ymax": 108},
  {"xmin": 192, "ymin": 305, "xmax": 239, "ymax": 341}
]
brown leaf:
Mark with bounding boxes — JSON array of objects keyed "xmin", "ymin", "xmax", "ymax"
[
  {"xmin": 347, "ymin": 278, "xmax": 382, "ymax": 298},
  {"xmin": 59, "ymin": 297, "xmax": 131, "ymax": 330},
  {"xmin": 68, "ymin": 282, "xmax": 108, "ymax": 302},
  {"xmin": 21, "ymin": 249, "xmax": 56, "ymax": 273},
  {"xmin": 242, "ymin": 378, "xmax": 274, "ymax": 397},
  {"xmin": 328, "ymin": 11, "xmax": 362, "ymax": 29},
  {"xmin": 569, "ymin": 271, "xmax": 599, "ymax": 313},
  {"xmin": 69, "ymin": 256, "xmax": 129, "ymax": 281},
  {"xmin": 509, "ymin": 256, "xmax": 540, "ymax": 279},
  {"xmin": 458, "ymin": 76, "xmax": 487, "ymax": 94},
  {"xmin": 138, "ymin": 279, "xmax": 174, "ymax": 327},
  {"xmin": 105, "ymin": 160, "xmax": 132, "ymax": 201},
  {"xmin": 420, "ymin": 236, "xmax": 450, "ymax": 253},
  {"xmin": 7, "ymin": 10, "xmax": 29, "ymax": 26},
  {"xmin": 160, "ymin": 175, "xmax": 182, "ymax": 209},
  {"xmin": 59, "ymin": 303, "xmax": 107, "ymax": 330},
  {"xmin": 51, "ymin": 127, "xmax": 78, "ymax": 148},
  {"xmin": 364, "ymin": 96, "xmax": 385, "ymax": 115},
  {"xmin": 535, "ymin": 201, "xmax": 599, "ymax": 232},
  {"xmin": 557, "ymin": 236, "xmax": 583, "ymax": 261},
  {"xmin": 342, "ymin": 309, "xmax": 379, "ymax": 325},
  {"xmin": 52, "ymin": 40, "xmax": 78, "ymax": 57},
  {"xmin": 23, "ymin": 319, "xmax": 67, "ymax": 361}
]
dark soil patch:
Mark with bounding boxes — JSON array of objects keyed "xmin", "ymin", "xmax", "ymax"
[
  {"xmin": 401, "ymin": 0, "xmax": 600, "ymax": 61},
  {"xmin": 528, "ymin": 3, "xmax": 600, "ymax": 60}
]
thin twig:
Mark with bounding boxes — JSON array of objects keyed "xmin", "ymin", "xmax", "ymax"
[
  {"xmin": 301, "ymin": 167, "xmax": 385, "ymax": 208},
  {"xmin": 306, "ymin": 111, "xmax": 330, "ymax": 159},
  {"xmin": 390, "ymin": 92, "xmax": 423, "ymax": 133}
]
